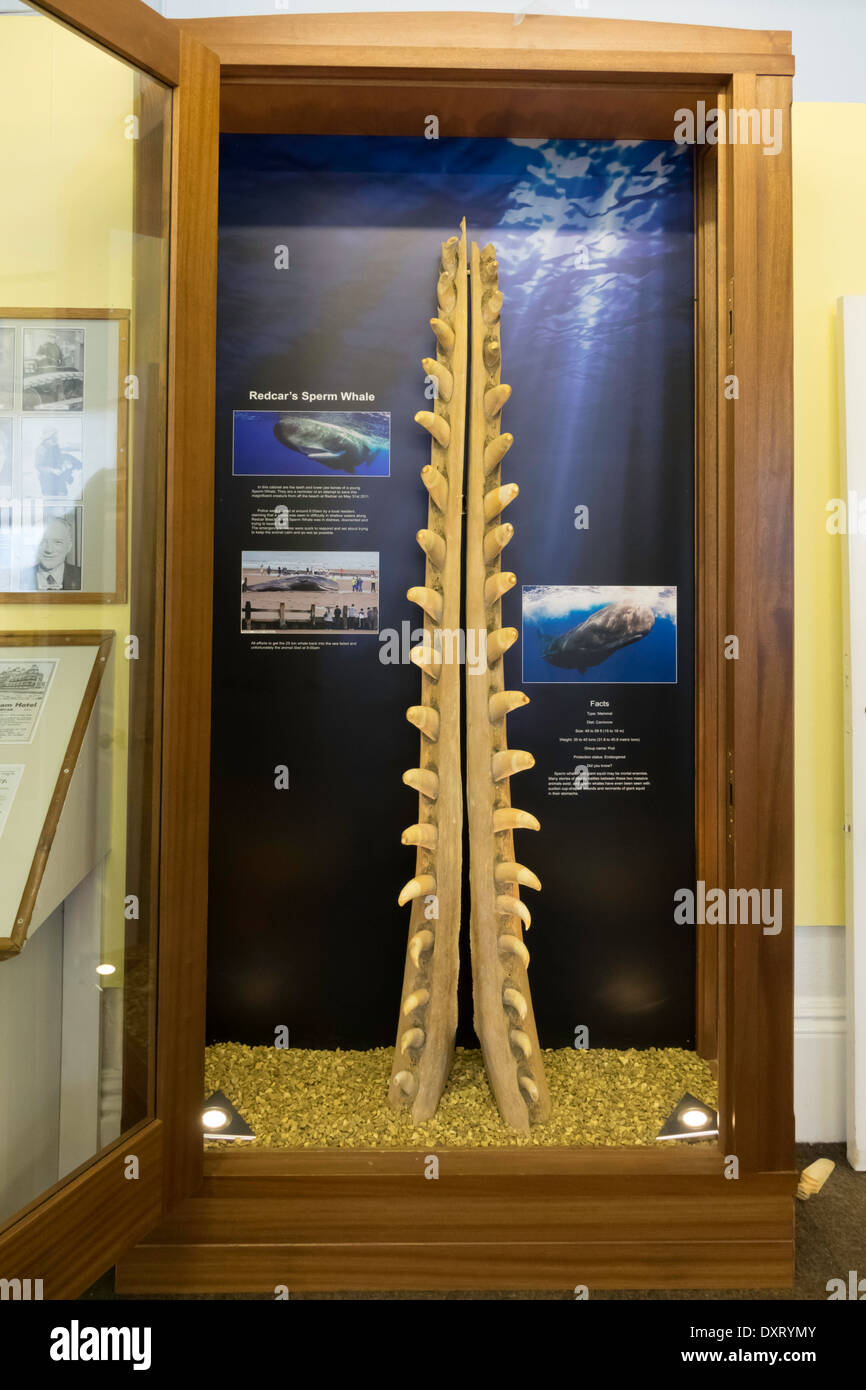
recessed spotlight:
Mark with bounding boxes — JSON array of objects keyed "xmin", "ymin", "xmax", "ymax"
[
  {"xmin": 657, "ymin": 1092, "xmax": 719, "ymax": 1143},
  {"xmin": 201, "ymin": 1090, "xmax": 255, "ymax": 1141},
  {"xmin": 96, "ymin": 963, "xmax": 116, "ymax": 976}
]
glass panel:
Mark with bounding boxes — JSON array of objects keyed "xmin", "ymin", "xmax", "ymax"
[{"xmin": 0, "ymin": 2, "xmax": 170, "ymax": 1227}]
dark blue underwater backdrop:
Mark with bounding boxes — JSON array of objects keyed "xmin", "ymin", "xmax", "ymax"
[{"xmin": 209, "ymin": 135, "xmax": 696, "ymax": 1052}]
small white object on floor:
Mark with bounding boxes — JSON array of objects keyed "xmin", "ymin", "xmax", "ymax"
[{"xmin": 797, "ymin": 1156, "xmax": 836, "ymax": 1200}]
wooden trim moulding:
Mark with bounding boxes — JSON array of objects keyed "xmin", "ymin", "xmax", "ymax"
[
  {"xmin": 34, "ymin": 0, "xmax": 180, "ymax": 86},
  {"xmin": 176, "ymin": 13, "xmax": 793, "ymax": 79},
  {"xmin": 155, "ymin": 29, "xmax": 220, "ymax": 1212},
  {"xmin": 0, "ymin": 1119, "xmax": 163, "ymax": 1298}
]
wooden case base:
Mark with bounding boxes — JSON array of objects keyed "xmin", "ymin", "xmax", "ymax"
[{"xmin": 116, "ymin": 1148, "xmax": 795, "ymax": 1293}]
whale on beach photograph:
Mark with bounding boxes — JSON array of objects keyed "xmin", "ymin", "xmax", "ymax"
[
  {"xmin": 522, "ymin": 585, "xmax": 677, "ymax": 684},
  {"xmin": 233, "ymin": 409, "xmax": 390, "ymax": 477},
  {"xmin": 240, "ymin": 548, "xmax": 380, "ymax": 634}
]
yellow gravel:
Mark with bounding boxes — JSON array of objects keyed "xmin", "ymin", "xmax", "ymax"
[{"xmin": 204, "ymin": 1044, "xmax": 717, "ymax": 1148}]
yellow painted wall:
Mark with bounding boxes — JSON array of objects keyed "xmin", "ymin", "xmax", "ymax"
[
  {"xmin": 0, "ymin": 15, "xmax": 140, "ymax": 969},
  {"xmin": 793, "ymin": 103, "xmax": 866, "ymax": 925}
]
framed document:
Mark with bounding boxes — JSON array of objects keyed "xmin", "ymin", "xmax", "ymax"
[
  {"xmin": 0, "ymin": 309, "xmax": 129, "ymax": 603},
  {"xmin": 0, "ymin": 631, "xmax": 114, "ymax": 960}
]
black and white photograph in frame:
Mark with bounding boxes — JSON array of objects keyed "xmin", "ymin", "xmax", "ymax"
[
  {"xmin": 20, "ymin": 417, "xmax": 83, "ymax": 500},
  {"xmin": 0, "ymin": 327, "xmax": 13, "ymax": 412},
  {"xmin": 16, "ymin": 504, "xmax": 83, "ymax": 594},
  {"xmin": 0, "ymin": 310, "xmax": 128, "ymax": 601},
  {"xmin": 22, "ymin": 326, "xmax": 85, "ymax": 411},
  {"xmin": 0, "ymin": 420, "xmax": 11, "ymax": 501}
]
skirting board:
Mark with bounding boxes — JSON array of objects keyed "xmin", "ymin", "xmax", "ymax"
[{"xmin": 794, "ymin": 995, "xmax": 846, "ymax": 1143}]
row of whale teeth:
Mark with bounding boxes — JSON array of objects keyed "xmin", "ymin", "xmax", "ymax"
[
  {"xmin": 476, "ymin": 269, "xmax": 544, "ymax": 1123},
  {"xmin": 393, "ymin": 242, "xmax": 461, "ymax": 1101},
  {"xmin": 407, "ymin": 630, "xmax": 518, "ymax": 674}
]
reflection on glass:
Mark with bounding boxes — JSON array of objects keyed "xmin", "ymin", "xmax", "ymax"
[{"xmin": 0, "ymin": 2, "xmax": 170, "ymax": 1227}]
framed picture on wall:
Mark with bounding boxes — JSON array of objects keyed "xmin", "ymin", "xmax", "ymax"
[{"xmin": 0, "ymin": 309, "xmax": 129, "ymax": 603}]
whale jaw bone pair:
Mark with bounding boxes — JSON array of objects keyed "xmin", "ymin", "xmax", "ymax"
[{"xmin": 389, "ymin": 224, "xmax": 550, "ymax": 1132}]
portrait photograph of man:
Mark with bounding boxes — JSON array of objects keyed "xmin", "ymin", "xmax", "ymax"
[{"xmin": 18, "ymin": 509, "xmax": 83, "ymax": 592}]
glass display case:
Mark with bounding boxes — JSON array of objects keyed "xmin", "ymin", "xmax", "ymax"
[{"xmin": 0, "ymin": 4, "xmax": 794, "ymax": 1298}]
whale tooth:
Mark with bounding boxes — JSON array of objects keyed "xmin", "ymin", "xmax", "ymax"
[
  {"xmin": 483, "ymin": 523, "xmax": 513, "ymax": 566},
  {"xmin": 402, "ymin": 823, "xmax": 438, "ymax": 851},
  {"xmin": 398, "ymin": 874, "xmax": 436, "ymax": 908},
  {"xmin": 422, "ymin": 357, "xmax": 454, "ymax": 404},
  {"xmin": 482, "ymin": 288, "xmax": 503, "ymax": 324},
  {"xmin": 400, "ymin": 1026, "xmax": 426, "ymax": 1053},
  {"xmin": 483, "ymin": 483, "xmax": 519, "ymax": 522},
  {"xmin": 483, "ymin": 336, "xmax": 501, "ymax": 371},
  {"xmin": 441, "ymin": 235, "xmax": 459, "ymax": 275},
  {"xmin": 407, "ymin": 585, "xmax": 443, "ymax": 623},
  {"xmin": 416, "ymin": 528, "xmax": 446, "ymax": 569},
  {"xmin": 437, "ymin": 272, "xmax": 457, "ymax": 313},
  {"xmin": 484, "ymin": 384, "xmax": 511, "ymax": 419},
  {"xmin": 493, "ymin": 807, "xmax": 540, "ymax": 832},
  {"xmin": 406, "ymin": 705, "xmax": 440, "ymax": 741},
  {"xmin": 483, "ymin": 432, "xmax": 513, "ymax": 474},
  {"xmin": 420, "ymin": 464, "xmax": 449, "ymax": 512},
  {"xmin": 410, "ymin": 643, "xmax": 442, "ymax": 680},
  {"xmin": 519, "ymin": 1073, "xmax": 539, "ymax": 1104},
  {"xmin": 489, "ymin": 690, "xmax": 529, "ymax": 722},
  {"xmin": 510, "ymin": 1028, "xmax": 532, "ymax": 1060},
  {"xmin": 491, "ymin": 749, "xmax": 535, "ymax": 782},
  {"xmin": 414, "ymin": 410, "xmax": 451, "ymax": 448},
  {"xmin": 495, "ymin": 862, "xmax": 542, "ymax": 892},
  {"xmin": 499, "ymin": 933, "xmax": 531, "ymax": 968},
  {"xmin": 430, "ymin": 317, "xmax": 455, "ymax": 353},
  {"xmin": 408, "ymin": 928, "xmax": 435, "ymax": 966},
  {"xmin": 402, "ymin": 988, "xmax": 431, "ymax": 1016},
  {"xmin": 403, "ymin": 768, "xmax": 439, "ymax": 800},
  {"xmin": 393, "ymin": 1069, "xmax": 418, "ymax": 1097},
  {"xmin": 503, "ymin": 986, "xmax": 528, "ymax": 1020},
  {"xmin": 484, "ymin": 571, "xmax": 516, "ymax": 607},
  {"xmin": 486, "ymin": 627, "xmax": 518, "ymax": 664},
  {"xmin": 480, "ymin": 255, "xmax": 499, "ymax": 284},
  {"xmin": 496, "ymin": 895, "xmax": 532, "ymax": 930}
]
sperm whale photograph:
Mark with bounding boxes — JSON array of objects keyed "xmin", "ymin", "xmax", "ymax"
[
  {"xmin": 522, "ymin": 585, "xmax": 677, "ymax": 684},
  {"xmin": 233, "ymin": 409, "xmax": 390, "ymax": 477}
]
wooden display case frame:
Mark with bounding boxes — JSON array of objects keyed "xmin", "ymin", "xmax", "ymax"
[
  {"xmin": 0, "ymin": 5, "xmax": 793, "ymax": 1297},
  {"xmin": 116, "ymin": 12, "xmax": 793, "ymax": 1296}
]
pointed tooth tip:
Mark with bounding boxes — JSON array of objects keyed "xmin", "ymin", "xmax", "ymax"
[
  {"xmin": 398, "ymin": 874, "xmax": 435, "ymax": 907},
  {"xmin": 400, "ymin": 1027, "xmax": 425, "ymax": 1053},
  {"xmin": 519, "ymin": 1074, "xmax": 540, "ymax": 1104},
  {"xmin": 504, "ymin": 986, "xmax": 529, "ymax": 1020},
  {"xmin": 500, "ymin": 934, "xmax": 531, "ymax": 968}
]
